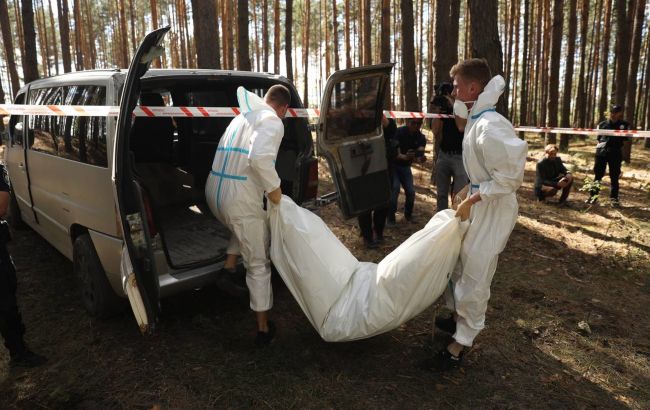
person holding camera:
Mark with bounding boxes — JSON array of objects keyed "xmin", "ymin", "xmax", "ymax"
[
  {"xmin": 430, "ymin": 83, "xmax": 469, "ymax": 211},
  {"xmin": 387, "ymin": 119, "xmax": 426, "ymax": 224},
  {"xmin": 0, "ymin": 164, "xmax": 47, "ymax": 368},
  {"xmin": 535, "ymin": 144, "xmax": 573, "ymax": 204}
]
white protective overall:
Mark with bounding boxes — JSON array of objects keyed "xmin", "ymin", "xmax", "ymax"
[
  {"xmin": 269, "ymin": 196, "xmax": 468, "ymax": 342},
  {"xmin": 446, "ymin": 75, "xmax": 528, "ymax": 346},
  {"xmin": 205, "ymin": 87, "xmax": 284, "ymax": 312}
]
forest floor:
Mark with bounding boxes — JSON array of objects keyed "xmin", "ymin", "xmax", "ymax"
[{"xmin": 0, "ymin": 133, "xmax": 648, "ymax": 409}]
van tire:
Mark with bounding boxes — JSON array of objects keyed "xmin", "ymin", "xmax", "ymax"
[
  {"xmin": 7, "ymin": 188, "xmax": 28, "ymax": 230},
  {"xmin": 73, "ymin": 233, "xmax": 124, "ymax": 318}
]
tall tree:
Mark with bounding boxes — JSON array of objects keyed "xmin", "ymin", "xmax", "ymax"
[
  {"xmin": 598, "ymin": 0, "xmax": 613, "ymax": 119},
  {"xmin": 344, "ymin": 0, "xmax": 351, "ymax": 68},
  {"xmin": 262, "ymin": 0, "xmax": 268, "ymax": 71},
  {"xmin": 332, "ymin": 0, "xmax": 339, "ymax": 71},
  {"xmin": 574, "ymin": 0, "xmax": 589, "ymax": 127},
  {"xmin": 400, "ymin": 0, "xmax": 418, "ymax": 111},
  {"xmin": 237, "ymin": 0, "xmax": 251, "ymax": 70},
  {"xmin": 324, "ymin": 0, "xmax": 330, "ymax": 75},
  {"xmin": 624, "ymin": 0, "xmax": 646, "ymax": 124},
  {"xmin": 0, "ymin": 0, "xmax": 21, "ymax": 96},
  {"xmin": 467, "ymin": 0, "xmax": 505, "ymax": 114},
  {"xmin": 273, "ymin": 0, "xmax": 280, "ymax": 73},
  {"xmin": 362, "ymin": 0, "xmax": 371, "ymax": 65},
  {"xmin": 191, "ymin": 0, "xmax": 221, "ymax": 69},
  {"xmin": 285, "ymin": 0, "xmax": 293, "ymax": 80},
  {"xmin": 57, "ymin": 0, "xmax": 72, "ymax": 72},
  {"xmin": 546, "ymin": 0, "xmax": 563, "ymax": 144},
  {"xmin": 47, "ymin": 0, "xmax": 59, "ymax": 74},
  {"xmin": 380, "ymin": 0, "xmax": 390, "ymax": 107},
  {"xmin": 303, "ymin": 0, "xmax": 310, "ymax": 106},
  {"xmin": 21, "ymin": 0, "xmax": 39, "ymax": 83},
  {"xmin": 559, "ymin": 0, "xmax": 577, "ymax": 150},
  {"xmin": 149, "ymin": 0, "xmax": 160, "ymax": 67},
  {"xmin": 612, "ymin": 0, "xmax": 630, "ymax": 106}
]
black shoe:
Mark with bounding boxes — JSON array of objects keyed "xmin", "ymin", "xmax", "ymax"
[
  {"xmin": 386, "ymin": 217, "xmax": 396, "ymax": 227},
  {"xmin": 255, "ymin": 321, "xmax": 276, "ymax": 347},
  {"xmin": 10, "ymin": 349, "xmax": 48, "ymax": 368},
  {"xmin": 374, "ymin": 235, "xmax": 385, "ymax": 245},
  {"xmin": 216, "ymin": 268, "xmax": 248, "ymax": 298},
  {"xmin": 364, "ymin": 238, "xmax": 379, "ymax": 249},
  {"xmin": 435, "ymin": 315, "xmax": 457, "ymax": 334},
  {"xmin": 431, "ymin": 348, "xmax": 463, "ymax": 371}
]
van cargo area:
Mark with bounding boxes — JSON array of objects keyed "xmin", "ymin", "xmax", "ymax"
[{"xmin": 131, "ymin": 76, "xmax": 314, "ymax": 269}]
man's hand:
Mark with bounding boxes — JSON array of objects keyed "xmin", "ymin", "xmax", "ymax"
[
  {"xmin": 455, "ymin": 197, "xmax": 473, "ymax": 221},
  {"xmin": 267, "ymin": 187, "xmax": 282, "ymax": 204}
]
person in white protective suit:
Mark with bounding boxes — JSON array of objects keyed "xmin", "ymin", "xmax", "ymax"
[
  {"xmin": 427, "ymin": 58, "xmax": 528, "ymax": 371},
  {"xmin": 205, "ymin": 85, "xmax": 290, "ymax": 347}
]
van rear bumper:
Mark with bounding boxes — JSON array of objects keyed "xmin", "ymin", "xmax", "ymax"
[{"xmin": 158, "ymin": 261, "xmax": 225, "ymax": 298}]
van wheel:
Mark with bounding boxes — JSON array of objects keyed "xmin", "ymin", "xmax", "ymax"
[
  {"xmin": 73, "ymin": 234, "xmax": 124, "ymax": 318},
  {"xmin": 7, "ymin": 188, "xmax": 27, "ymax": 230}
]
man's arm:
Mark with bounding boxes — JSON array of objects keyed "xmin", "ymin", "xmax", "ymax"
[{"xmin": 248, "ymin": 116, "xmax": 284, "ymax": 203}]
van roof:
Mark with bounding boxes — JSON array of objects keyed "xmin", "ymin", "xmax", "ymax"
[{"xmin": 18, "ymin": 69, "xmax": 289, "ymax": 94}]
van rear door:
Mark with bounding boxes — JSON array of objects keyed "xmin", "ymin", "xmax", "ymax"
[
  {"xmin": 113, "ymin": 27, "xmax": 169, "ymax": 333},
  {"xmin": 316, "ymin": 64, "xmax": 393, "ymax": 219}
]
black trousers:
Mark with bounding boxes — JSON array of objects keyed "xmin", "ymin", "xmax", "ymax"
[
  {"xmin": 593, "ymin": 152, "xmax": 622, "ymax": 199},
  {"xmin": 357, "ymin": 206, "xmax": 388, "ymax": 241},
  {"xmin": 0, "ymin": 244, "xmax": 26, "ymax": 356}
]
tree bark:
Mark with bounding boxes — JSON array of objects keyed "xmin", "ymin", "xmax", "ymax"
[
  {"xmin": 191, "ymin": 0, "xmax": 221, "ymax": 69},
  {"xmin": 624, "ymin": 0, "xmax": 646, "ymax": 124},
  {"xmin": 433, "ymin": 0, "xmax": 452, "ymax": 84},
  {"xmin": 467, "ymin": 0, "xmax": 505, "ymax": 114},
  {"xmin": 332, "ymin": 0, "xmax": 339, "ymax": 72},
  {"xmin": 237, "ymin": 0, "xmax": 251, "ymax": 70},
  {"xmin": 128, "ymin": 0, "xmax": 136, "ymax": 53},
  {"xmin": 559, "ymin": 0, "xmax": 577, "ymax": 150},
  {"xmin": 344, "ymin": 0, "xmax": 351, "ymax": 68},
  {"xmin": 21, "ymin": 0, "xmax": 39, "ymax": 82},
  {"xmin": 303, "ymin": 0, "xmax": 310, "ymax": 106},
  {"xmin": 262, "ymin": 0, "xmax": 268, "ymax": 71},
  {"xmin": 84, "ymin": 0, "xmax": 96, "ymax": 68},
  {"xmin": 47, "ymin": 0, "xmax": 59, "ymax": 74},
  {"xmin": 362, "ymin": 0, "xmax": 371, "ymax": 65},
  {"xmin": 613, "ymin": 0, "xmax": 630, "ymax": 106},
  {"xmin": 324, "ymin": 0, "xmax": 330, "ymax": 75},
  {"xmin": 381, "ymin": 0, "xmax": 390, "ymax": 107},
  {"xmin": 400, "ymin": 0, "xmax": 418, "ymax": 111},
  {"xmin": 285, "ymin": 0, "xmax": 293, "ymax": 79},
  {"xmin": 573, "ymin": 0, "xmax": 589, "ymax": 126},
  {"xmin": 598, "ymin": 0, "xmax": 612, "ymax": 119},
  {"xmin": 546, "ymin": 0, "xmax": 563, "ymax": 144},
  {"xmin": 0, "ymin": 0, "xmax": 20, "ymax": 96},
  {"xmin": 56, "ymin": 0, "xmax": 72, "ymax": 72},
  {"xmin": 273, "ymin": 0, "xmax": 280, "ymax": 73}
]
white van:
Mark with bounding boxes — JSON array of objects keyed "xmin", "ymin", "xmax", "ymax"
[{"xmin": 4, "ymin": 27, "xmax": 393, "ymax": 330}]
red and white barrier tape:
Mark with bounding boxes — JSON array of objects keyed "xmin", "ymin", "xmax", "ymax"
[{"xmin": 0, "ymin": 104, "xmax": 647, "ymax": 137}]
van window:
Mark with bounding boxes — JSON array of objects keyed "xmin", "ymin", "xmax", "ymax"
[
  {"xmin": 9, "ymin": 93, "xmax": 25, "ymax": 146},
  {"xmin": 327, "ymin": 76, "xmax": 382, "ymax": 139},
  {"xmin": 28, "ymin": 85, "xmax": 108, "ymax": 167}
]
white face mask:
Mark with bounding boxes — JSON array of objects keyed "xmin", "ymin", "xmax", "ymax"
[{"xmin": 453, "ymin": 99, "xmax": 476, "ymax": 119}]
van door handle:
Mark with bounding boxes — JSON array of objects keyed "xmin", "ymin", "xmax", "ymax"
[{"xmin": 18, "ymin": 162, "xmax": 24, "ymax": 170}]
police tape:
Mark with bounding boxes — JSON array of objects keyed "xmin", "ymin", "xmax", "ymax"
[{"xmin": 0, "ymin": 104, "xmax": 648, "ymax": 137}]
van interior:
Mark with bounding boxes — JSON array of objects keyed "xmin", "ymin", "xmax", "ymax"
[{"xmin": 131, "ymin": 77, "xmax": 313, "ymax": 269}]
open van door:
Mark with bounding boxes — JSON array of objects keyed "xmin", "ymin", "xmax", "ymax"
[
  {"xmin": 317, "ymin": 64, "xmax": 394, "ymax": 219},
  {"xmin": 113, "ymin": 27, "xmax": 169, "ymax": 334}
]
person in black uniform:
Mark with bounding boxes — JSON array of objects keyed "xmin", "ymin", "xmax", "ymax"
[
  {"xmin": 0, "ymin": 164, "xmax": 47, "ymax": 368},
  {"xmin": 357, "ymin": 116, "xmax": 397, "ymax": 248},
  {"xmin": 588, "ymin": 105, "xmax": 630, "ymax": 205}
]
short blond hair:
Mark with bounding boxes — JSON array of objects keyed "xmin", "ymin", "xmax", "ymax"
[
  {"xmin": 544, "ymin": 144, "xmax": 558, "ymax": 154},
  {"xmin": 449, "ymin": 58, "xmax": 492, "ymax": 89}
]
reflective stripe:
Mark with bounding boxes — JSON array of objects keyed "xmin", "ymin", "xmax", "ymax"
[
  {"xmin": 244, "ymin": 90, "xmax": 252, "ymax": 112},
  {"xmin": 210, "ymin": 170, "xmax": 247, "ymax": 181},
  {"xmin": 216, "ymin": 124, "xmax": 241, "ymax": 209},
  {"xmin": 216, "ymin": 146, "xmax": 250, "ymax": 155},
  {"xmin": 470, "ymin": 183, "xmax": 480, "ymax": 194},
  {"xmin": 470, "ymin": 108, "xmax": 496, "ymax": 120}
]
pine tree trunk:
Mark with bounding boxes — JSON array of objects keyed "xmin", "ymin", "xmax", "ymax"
[
  {"xmin": 426, "ymin": 0, "xmax": 433, "ymax": 110},
  {"xmin": 613, "ymin": 0, "xmax": 630, "ymax": 106},
  {"xmin": 47, "ymin": 0, "xmax": 59, "ymax": 74},
  {"xmin": 344, "ymin": 0, "xmax": 351, "ymax": 68},
  {"xmin": 0, "ymin": 0, "xmax": 20, "ymax": 95},
  {"xmin": 129, "ymin": 0, "xmax": 136, "ymax": 53},
  {"xmin": 149, "ymin": 0, "xmax": 159, "ymax": 67},
  {"xmin": 303, "ymin": 0, "xmax": 310, "ymax": 106},
  {"xmin": 539, "ymin": 0, "xmax": 550, "ymax": 129},
  {"xmin": 191, "ymin": 0, "xmax": 221, "ymax": 69},
  {"xmin": 14, "ymin": 0, "xmax": 25, "ymax": 59},
  {"xmin": 519, "ymin": 0, "xmax": 529, "ymax": 125},
  {"xmin": 262, "ymin": 0, "xmax": 268, "ymax": 71},
  {"xmin": 381, "ymin": 0, "xmax": 390, "ymax": 107},
  {"xmin": 362, "ymin": 0, "xmax": 371, "ymax": 65},
  {"xmin": 511, "ymin": 0, "xmax": 520, "ymax": 123},
  {"xmin": 35, "ymin": 0, "xmax": 49, "ymax": 76},
  {"xmin": 573, "ymin": 0, "xmax": 589, "ymax": 126},
  {"xmin": 117, "ymin": 0, "xmax": 128, "ymax": 67},
  {"xmin": 285, "ymin": 0, "xmax": 293, "ymax": 79},
  {"xmin": 417, "ymin": 0, "xmax": 423, "ymax": 107},
  {"xmin": 332, "ymin": 0, "xmax": 339, "ymax": 72},
  {"xmin": 467, "ymin": 0, "xmax": 505, "ymax": 114},
  {"xmin": 237, "ymin": 0, "xmax": 251, "ymax": 70},
  {"xmin": 587, "ymin": 0, "xmax": 602, "ymax": 127},
  {"xmin": 21, "ymin": 0, "xmax": 39, "ymax": 82},
  {"xmin": 546, "ymin": 0, "xmax": 563, "ymax": 145},
  {"xmin": 400, "ymin": 0, "xmax": 418, "ymax": 111},
  {"xmin": 324, "ymin": 0, "xmax": 330, "ymax": 76},
  {"xmin": 84, "ymin": 0, "xmax": 96, "ymax": 68},
  {"xmin": 559, "ymin": 0, "xmax": 577, "ymax": 150},
  {"xmin": 624, "ymin": 0, "xmax": 646, "ymax": 124},
  {"xmin": 273, "ymin": 0, "xmax": 280, "ymax": 73},
  {"xmin": 56, "ymin": 0, "xmax": 72, "ymax": 72},
  {"xmin": 433, "ymin": 0, "xmax": 452, "ymax": 84},
  {"xmin": 226, "ymin": 0, "xmax": 234, "ymax": 69}
]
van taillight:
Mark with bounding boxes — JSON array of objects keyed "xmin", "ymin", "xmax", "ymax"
[
  {"xmin": 304, "ymin": 160, "xmax": 319, "ymax": 200},
  {"xmin": 141, "ymin": 194, "xmax": 158, "ymax": 237}
]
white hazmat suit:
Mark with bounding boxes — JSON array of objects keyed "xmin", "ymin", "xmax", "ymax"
[
  {"xmin": 205, "ymin": 87, "xmax": 284, "ymax": 312},
  {"xmin": 446, "ymin": 75, "xmax": 528, "ymax": 347}
]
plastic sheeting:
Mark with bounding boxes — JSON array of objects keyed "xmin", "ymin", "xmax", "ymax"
[{"xmin": 269, "ymin": 196, "xmax": 468, "ymax": 342}]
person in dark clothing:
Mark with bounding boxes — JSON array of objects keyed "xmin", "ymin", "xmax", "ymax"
[
  {"xmin": 357, "ymin": 116, "xmax": 397, "ymax": 248},
  {"xmin": 588, "ymin": 105, "xmax": 630, "ymax": 205},
  {"xmin": 535, "ymin": 144, "xmax": 573, "ymax": 204},
  {"xmin": 430, "ymin": 83, "xmax": 469, "ymax": 211},
  {"xmin": 0, "ymin": 165, "xmax": 47, "ymax": 368},
  {"xmin": 387, "ymin": 119, "xmax": 427, "ymax": 224}
]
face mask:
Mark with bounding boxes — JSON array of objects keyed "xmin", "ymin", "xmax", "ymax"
[{"xmin": 453, "ymin": 99, "xmax": 476, "ymax": 119}]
